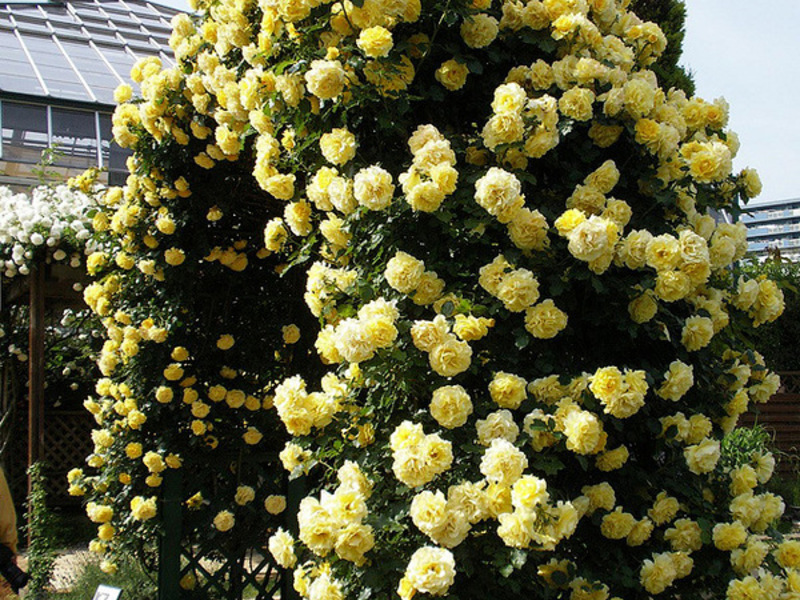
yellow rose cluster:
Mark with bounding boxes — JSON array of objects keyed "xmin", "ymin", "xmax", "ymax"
[
  {"xmin": 77, "ymin": 0, "xmax": 796, "ymax": 595},
  {"xmin": 399, "ymin": 125, "xmax": 458, "ymax": 213},
  {"xmin": 385, "ymin": 250, "xmax": 446, "ymax": 306},
  {"xmin": 390, "ymin": 421, "xmax": 453, "ymax": 488},
  {"xmin": 296, "ymin": 461, "xmax": 374, "ymax": 568},
  {"xmin": 410, "ymin": 315, "xmax": 473, "ymax": 378}
]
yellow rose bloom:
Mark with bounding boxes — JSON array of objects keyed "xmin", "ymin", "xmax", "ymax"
[
  {"xmin": 213, "ymin": 510, "xmax": 235, "ymax": 532},
  {"xmin": 357, "ymin": 26, "xmax": 393, "ymax": 58},
  {"xmin": 712, "ymin": 521, "xmax": 747, "ymax": 551},
  {"xmin": 430, "ymin": 385, "xmax": 473, "ymax": 429},
  {"xmin": 525, "ymin": 300, "xmax": 568, "ymax": 339},
  {"xmin": 489, "ymin": 372, "xmax": 527, "ymax": 410},
  {"xmin": 435, "ymin": 59, "xmax": 469, "ymax": 91},
  {"xmin": 320, "ymin": 127, "xmax": 356, "ymax": 166}
]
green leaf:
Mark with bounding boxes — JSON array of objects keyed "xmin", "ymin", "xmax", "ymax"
[
  {"xmin": 531, "ymin": 455, "xmax": 565, "ymax": 475},
  {"xmin": 441, "ymin": 301, "xmax": 455, "ymax": 317},
  {"xmin": 514, "ymin": 331, "xmax": 530, "ymax": 349},
  {"xmin": 510, "ymin": 549, "xmax": 527, "ymax": 569},
  {"xmin": 499, "ymin": 563, "xmax": 514, "ymax": 578}
]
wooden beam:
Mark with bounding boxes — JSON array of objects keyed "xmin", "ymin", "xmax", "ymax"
[{"xmin": 27, "ymin": 264, "xmax": 45, "ymax": 503}]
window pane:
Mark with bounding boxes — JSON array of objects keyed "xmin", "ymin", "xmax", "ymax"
[
  {"xmin": 99, "ymin": 113, "xmax": 131, "ymax": 181},
  {"xmin": 50, "ymin": 107, "xmax": 97, "ymax": 169},
  {"xmin": 1, "ymin": 101, "xmax": 48, "ymax": 164}
]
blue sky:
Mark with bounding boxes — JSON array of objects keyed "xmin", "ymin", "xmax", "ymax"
[{"xmin": 154, "ymin": 0, "xmax": 799, "ymax": 205}]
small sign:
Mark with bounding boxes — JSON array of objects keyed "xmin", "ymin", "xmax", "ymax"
[{"xmin": 92, "ymin": 584, "xmax": 122, "ymax": 600}]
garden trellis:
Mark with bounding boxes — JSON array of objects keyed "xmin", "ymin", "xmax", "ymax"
[{"xmin": 68, "ymin": 0, "xmax": 799, "ymax": 599}]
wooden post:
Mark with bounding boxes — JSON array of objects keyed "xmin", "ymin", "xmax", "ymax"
[{"xmin": 27, "ymin": 265, "xmax": 45, "ymax": 500}]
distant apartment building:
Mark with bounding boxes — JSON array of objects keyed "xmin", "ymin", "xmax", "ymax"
[
  {"xmin": 0, "ymin": 0, "xmax": 179, "ymax": 191},
  {"xmin": 741, "ymin": 198, "xmax": 800, "ymax": 261}
]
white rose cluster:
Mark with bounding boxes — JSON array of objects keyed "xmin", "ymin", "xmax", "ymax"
[{"xmin": 0, "ymin": 185, "xmax": 95, "ymax": 278}]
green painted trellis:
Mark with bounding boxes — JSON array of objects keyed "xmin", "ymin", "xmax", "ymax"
[{"xmin": 157, "ymin": 466, "xmax": 304, "ymax": 599}]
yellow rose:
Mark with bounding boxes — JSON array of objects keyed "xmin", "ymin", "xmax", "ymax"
[
  {"xmin": 429, "ymin": 336, "xmax": 472, "ymax": 378},
  {"xmin": 479, "ymin": 439, "xmax": 527, "ymax": 486},
  {"xmin": 130, "ymin": 496, "xmax": 157, "ymax": 521},
  {"xmin": 525, "ymin": 299, "xmax": 568, "ymax": 339},
  {"xmin": 681, "ymin": 315, "xmax": 714, "ymax": 352},
  {"xmin": 628, "ymin": 291, "xmax": 658, "ymax": 324},
  {"xmin": 664, "ymin": 518, "xmax": 702, "ymax": 552},
  {"xmin": 481, "ymin": 113, "xmax": 525, "ymax": 149},
  {"xmin": 497, "ymin": 510, "xmax": 533, "ymax": 548},
  {"xmin": 460, "ymin": 13, "xmax": 498, "ymax": 48},
  {"xmin": 430, "ymin": 385, "xmax": 473, "ymax": 429},
  {"xmin": 335, "ymin": 522, "xmax": 375, "ymax": 565},
  {"xmin": 648, "ymin": 491, "xmax": 680, "ymax": 526},
  {"xmin": 558, "ymin": 405, "xmax": 604, "ymax": 455},
  {"xmin": 268, "ymin": 529, "xmax": 297, "ymax": 568},
  {"xmin": 684, "ymin": 438, "xmax": 720, "ymax": 474},
  {"xmin": 453, "ymin": 314, "xmax": 494, "ymax": 341},
  {"xmin": 596, "ymin": 445, "xmax": 629, "ymax": 472},
  {"xmin": 654, "ymin": 270, "xmax": 691, "ymax": 303},
  {"xmin": 478, "ymin": 254, "xmax": 512, "ymax": 295},
  {"xmin": 434, "ymin": 57, "xmax": 470, "ymax": 91},
  {"xmin": 304, "ymin": 59, "xmax": 347, "ymax": 100},
  {"xmin": 385, "ymin": 250, "xmax": 425, "ymax": 294},
  {"xmin": 639, "ymin": 553, "xmax": 677, "ymax": 595},
  {"xmin": 282, "ymin": 324, "xmax": 301, "ymax": 344},
  {"xmin": 476, "ymin": 410, "xmax": 519, "ymax": 446},
  {"xmin": 489, "ymin": 372, "xmax": 527, "ymax": 410},
  {"xmin": 496, "ymin": 269, "xmax": 540, "ymax": 312},
  {"xmin": 712, "ymin": 521, "xmax": 747, "ymax": 551},
  {"xmin": 357, "ymin": 26, "xmax": 393, "ymax": 58},
  {"xmin": 264, "ymin": 495, "xmax": 287, "ymax": 515},
  {"xmin": 511, "ymin": 475, "xmax": 548, "ymax": 511},
  {"xmin": 320, "ymin": 127, "xmax": 357, "ymax": 166},
  {"xmin": 600, "ymin": 507, "xmax": 636, "ymax": 539},
  {"xmin": 560, "ymin": 81, "xmax": 598, "ymax": 119},
  {"xmin": 404, "ymin": 547, "xmax": 456, "ymax": 596},
  {"xmin": 354, "ymin": 165, "xmax": 395, "ymax": 210},
  {"xmin": 657, "ymin": 360, "xmax": 694, "ymax": 402},
  {"xmin": 412, "ymin": 272, "xmax": 446, "ymax": 305},
  {"xmin": 474, "ymin": 168, "xmax": 524, "ymax": 224}
]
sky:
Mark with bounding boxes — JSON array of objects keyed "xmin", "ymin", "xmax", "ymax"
[{"xmin": 153, "ymin": 0, "xmax": 799, "ymax": 205}]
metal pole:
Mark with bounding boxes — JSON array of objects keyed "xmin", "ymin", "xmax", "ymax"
[{"xmin": 158, "ymin": 469, "xmax": 183, "ymax": 600}]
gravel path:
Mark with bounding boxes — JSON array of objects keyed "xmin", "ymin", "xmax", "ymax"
[{"xmin": 17, "ymin": 547, "xmax": 94, "ymax": 595}]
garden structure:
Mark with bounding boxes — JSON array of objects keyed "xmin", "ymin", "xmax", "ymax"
[{"xmin": 34, "ymin": 0, "xmax": 800, "ymax": 599}]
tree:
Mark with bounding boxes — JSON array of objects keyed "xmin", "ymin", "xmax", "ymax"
[{"xmin": 77, "ymin": 0, "xmax": 794, "ymax": 599}]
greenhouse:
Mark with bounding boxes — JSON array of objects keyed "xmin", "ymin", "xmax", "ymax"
[{"xmin": 0, "ymin": 0, "xmax": 178, "ymax": 190}]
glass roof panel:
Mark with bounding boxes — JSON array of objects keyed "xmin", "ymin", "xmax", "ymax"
[
  {"xmin": 21, "ymin": 34, "xmax": 89, "ymax": 100},
  {"xmin": 59, "ymin": 39, "xmax": 121, "ymax": 103},
  {"xmin": 0, "ymin": 0, "xmax": 178, "ymax": 105},
  {"xmin": 0, "ymin": 28, "xmax": 45, "ymax": 97}
]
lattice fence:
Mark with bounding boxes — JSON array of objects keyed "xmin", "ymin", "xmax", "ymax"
[
  {"xmin": 741, "ymin": 372, "xmax": 800, "ymax": 476},
  {"xmin": 6, "ymin": 408, "xmax": 94, "ymax": 504}
]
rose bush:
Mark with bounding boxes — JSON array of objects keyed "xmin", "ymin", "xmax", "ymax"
[
  {"xmin": 73, "ymin": 0, "xmax": 794, "ymax": 598},
  {"xmin": 0, "ymin": 184, "xmax": 101, "ymax": 428}
]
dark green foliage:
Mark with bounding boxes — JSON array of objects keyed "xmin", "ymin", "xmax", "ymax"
[
  {"xmin": 736, "ymin": 258, "xmax": 800, "ymax": 371},
  {"xmin": 25, "ymin": 462, "xmax": 58, "ymax": 599}
]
